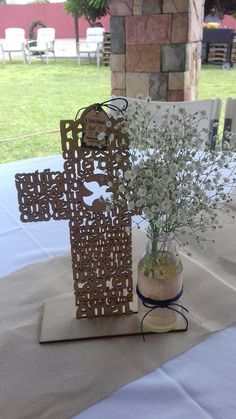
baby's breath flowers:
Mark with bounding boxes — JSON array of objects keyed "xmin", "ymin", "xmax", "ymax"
[{"xmin": 106, "ymin": 98, "xmax": 236, "ymax": 259}]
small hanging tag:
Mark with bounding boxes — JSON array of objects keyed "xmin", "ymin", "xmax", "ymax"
[{"xmin": 80, "ymin": 105, "xmax": 109, "ymax": 149}]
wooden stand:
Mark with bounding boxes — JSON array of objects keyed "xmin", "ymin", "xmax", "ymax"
[
  {"xmin": 102, "ymin": 32, "xmax": 111, "ymax": 66},
  {"xmin": 208, "ymin": 43, "xmax": 228, "ymax": 64},
  {"xmin": 40, "ymin": 296, "xmax": 144, "ymax": 343},
  {"xmin": 231, "ymin": 38, "xmax": 236, "ymax": 63}
]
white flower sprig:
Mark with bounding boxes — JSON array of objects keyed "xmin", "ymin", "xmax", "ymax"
[{"xmin": 106, "ymin": 98, "xmax": 236, "ymax": 252}]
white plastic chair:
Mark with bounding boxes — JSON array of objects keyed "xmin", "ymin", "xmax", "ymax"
[
  {"xmin": 222, "ymin": 97, "xmax": 236, "ymax": 148},
  {"xmin": 111, "ymin": 96, "xmax": 222, "ymax": 150},
  {"xmin": 77, "ymin": 27, "xmax": 105, "ymax": 66},
  {"xmin": 0, "ymin": 28, "xmax": 26, "ymax": 63},
  {"xmin": 26, "ymin": 28, "xmax": 56, "ymax": 64}
]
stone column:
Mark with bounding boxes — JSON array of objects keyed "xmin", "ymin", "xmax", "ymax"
[{"xmin": 109, "ymin": 0, "xmax": 205, "ymax": 101}]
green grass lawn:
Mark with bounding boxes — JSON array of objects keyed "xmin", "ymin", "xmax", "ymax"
[
  {"xmin": 0, "ymin": 61, "xmax": 236, "ymax": 163},
  {"xmin": 198, "ymin": 64, "xmax": 236, "ymax": 101},
  {"xmin": 200, "ymin": 64, "xmax": 236, "ymax": 132},
  {"xmin": 0, "ymin": 60, "xmax": 110, "ymax": 163}
]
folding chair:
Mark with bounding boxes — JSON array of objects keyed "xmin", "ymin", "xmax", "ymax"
[
  {"xmin": 0, "ymin": 28, "xmax": 26, "ymax": 63},
  {"xmin": 111, "ymin": 97, "xmax": 222, "ymax": 150},
  {"xmin": 222, "ymin": 97, "xmax": 236, "ymax": 148},
  {"xmin": 26, "ymin": 28, "xmax": 56, "ymax": 64},
  {"xmin": 77, "ymin": 27, "xmax": 105, "ymax": 66}
]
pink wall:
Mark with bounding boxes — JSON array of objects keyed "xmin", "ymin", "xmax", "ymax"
[
  {"xmin": 223, "ymin": 15, "xmax": 236, "ymax": 30},
  {"xmin": 0, "ymin": 3, "xmax": 110, "ymax": 39}
]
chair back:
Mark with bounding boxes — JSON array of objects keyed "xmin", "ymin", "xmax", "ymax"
[
  {"xmin": 111, "ymin": 96, "xmax": 222, "ymax": 150},
  {"xmin": 223, "ymin": 97, "xmax": 236, "ymax": 147},
  {"xmin": 36, "ymin": 28, "xmax": 55, "ymax": 50},
  {"xmin": 4, "ymin": 28, "xmax": 25, "ymax": 51},
  {"xmin": 86, "ymin": 27, "xmax": 105, "ymax": 45}
]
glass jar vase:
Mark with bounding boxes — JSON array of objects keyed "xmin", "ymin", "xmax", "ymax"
[{"xmin": 137, "ymin": 233, "xmax": 183, "ymax": 333}]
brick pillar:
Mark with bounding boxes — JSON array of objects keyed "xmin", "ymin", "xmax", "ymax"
[{"xmin": 109, "ymin": 0, "xmax": 205, "ymax": 101}]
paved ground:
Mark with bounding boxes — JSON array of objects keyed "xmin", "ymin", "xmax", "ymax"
[{"xmin": 54, "ymin": 38, "xmax": 78, "ymax": 58}]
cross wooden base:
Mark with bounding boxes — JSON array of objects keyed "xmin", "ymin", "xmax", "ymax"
[{"xmin": 40, "ymin": 296, "xmax": 145, "ymax": 343}]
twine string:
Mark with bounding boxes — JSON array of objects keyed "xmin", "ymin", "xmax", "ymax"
[
  {"xmin": 136, "ymin": 285, "xmax": 189, "ymax": 341},
  {"xmin": 75, "ymin": 97, "xmax": 128, "ymax": 120}
]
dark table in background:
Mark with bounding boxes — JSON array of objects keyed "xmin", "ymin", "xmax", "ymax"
[{"xmin": 203, "ymin": 28, "xmax": 235, "ymax": 66}]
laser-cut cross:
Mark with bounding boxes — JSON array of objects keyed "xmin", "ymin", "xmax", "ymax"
[{"xmin": 15, "ymin": 104, "xmax": 133, "ymax": 320}]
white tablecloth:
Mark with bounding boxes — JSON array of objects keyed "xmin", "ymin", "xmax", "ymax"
[{"xmin": 1, "ymin": 156, "xmax": 236, "ymax": 419}]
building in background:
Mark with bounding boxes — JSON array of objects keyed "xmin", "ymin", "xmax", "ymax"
[{"xmin": 0, "ymin": 2, "xmax": 110, "ymax": 39}]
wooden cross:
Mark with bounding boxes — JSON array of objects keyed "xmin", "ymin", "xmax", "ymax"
[{"xmin": 15, "ymin": 104, "xmax": 134, "ymax": 321}]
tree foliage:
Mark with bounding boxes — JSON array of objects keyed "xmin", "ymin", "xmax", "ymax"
[
  {"xmin": 64, "ymin": 0, "xmax": 108, "ymax": 24},
  {"xmin": 64, "ymin": 0, "xmax": 109, "ymax": 43},
  {"xmin": 89, "ymin": 0, "xmax": 109, "ymax": 10}
]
